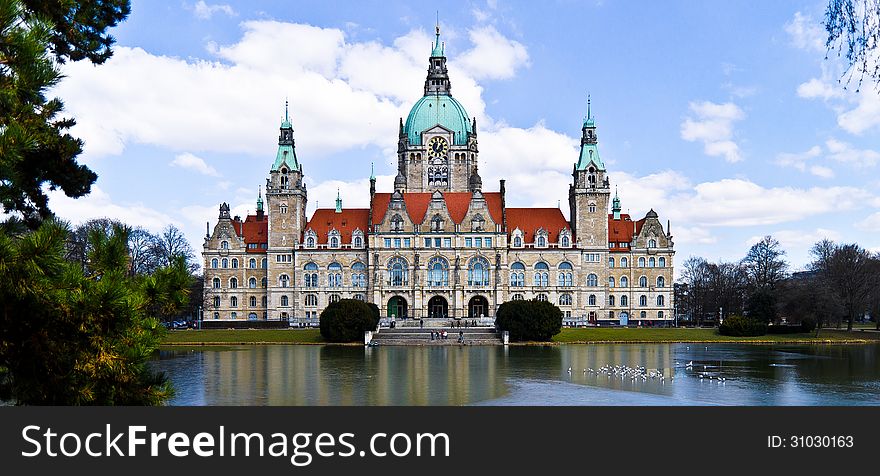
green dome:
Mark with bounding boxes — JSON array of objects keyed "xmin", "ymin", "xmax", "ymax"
[{"xmin": 404, "ymin": 94, "xmax": 472, "ymax": 146}]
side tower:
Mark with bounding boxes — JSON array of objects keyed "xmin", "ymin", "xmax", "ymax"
[
  {"xmin": 568, "ymin": 98, "xmax": 610, "ymax": 247},
  {"xmin": 265, "ymin": 102, "xmax": 307, "ymax": 319},
  {"xmin": 398, "ymin": 24, "xmax": 479, "ymax": 193}
]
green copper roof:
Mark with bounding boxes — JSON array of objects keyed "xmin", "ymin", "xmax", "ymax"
[
  {"xmin": 257, "ymin": 187, "xmax": 264, "ymax": 211},
  {"xmin": 273, "ymin": 144, "xmax": 299, "ymax": 172},
  {"xmin": 576, "ymin": 143, "xmax": 604, "ymax": 171},
  {"xmin": 431, "ymin": 24, "xmax": 444, "ymax": 57},
  {"xmin": 404, "ymin": 94, "xmax": 472, "ymax": 145}
]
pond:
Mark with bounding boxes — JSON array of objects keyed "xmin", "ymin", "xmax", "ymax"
[{"xmin": 152, "ymin": 343, "xmax": 880, "ymax": 406}]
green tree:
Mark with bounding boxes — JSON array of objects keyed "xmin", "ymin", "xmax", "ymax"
[
  {"xmin": 495, "ymin": 299, "xmax": 562, "ymax": 342},
  {"xmin": 0, "ymin": 220, "xmax": 189, "ymax": 405},
  {"xmin": 319, "ymin": 299, "xmax": 379, "ymax": 343}
]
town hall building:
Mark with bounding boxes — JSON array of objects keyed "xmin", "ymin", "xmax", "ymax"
[{"xmin": 202, "ymin": 26, "xmax": 675, "ymax": 326}]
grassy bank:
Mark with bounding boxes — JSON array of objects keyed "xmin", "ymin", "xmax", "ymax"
[
  {"xmin": 549, "ymin": 327, "xmax": 880, "ymax": 344},
  {"xmin": 161, "ymin": 329, "xmax": 325, "ymax": 345}
]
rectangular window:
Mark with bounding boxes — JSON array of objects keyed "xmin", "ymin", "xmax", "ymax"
[
  {"xmin": 443, "ymin": 238, "xmax": 451, "ymax": 248},
  {"xmin": 475, "ymin": 238, "xmax": 483, "ymax": 248},
  {"xmin": 434, "ymin": 238, "xmax": 441, "ymax": 247},
  {"xmin": 465, "ymin": 238, "xmax": 473, "ymax": 247},
  {"xmin": 425, "ymin": 238, "xmax": 431, "ymax": 248},
  {"xmin": 403, "ymin": 238, "xmax": 411, "ymax": 248},
  {"xmin": 384, "ymin": 238, "xmax": 392, "ymax": 248},
  {"xmin": 485, "ymin": 237, "xmax": 492, "ymax": 248},
  {"xmin": 609, "ymin": 242, "xmax": 614, "ymax": 248},
  {"xmin": 394, "ymin": 238, "xmax": 401, "ymax": 248}
]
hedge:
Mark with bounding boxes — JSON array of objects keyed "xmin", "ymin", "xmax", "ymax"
[{"xmin": 319, "ymin": 299, "xmax": 380, "ymax": 343}]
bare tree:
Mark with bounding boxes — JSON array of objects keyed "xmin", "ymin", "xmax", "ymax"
[
  {"xmin": 150, "ymin": 224, "xmax": 197, "ymax": 272},
  {"xmin": 824, "ymin": 0, "xmax": 880, "ymax": 90},
  {"xmin": 811, "ymin": 240, "xmax": 877, "ymax": 331},
  {"xmin": 741, "ymin": 236, "xmax": 788, "ymax": 323}
]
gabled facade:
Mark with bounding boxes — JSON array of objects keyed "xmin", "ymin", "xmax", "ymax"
[{"xmin": 202, "ymin": 25, "xmax": 675, "ymax": 326}]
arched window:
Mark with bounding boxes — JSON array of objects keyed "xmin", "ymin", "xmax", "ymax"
[
  {"xmin": 658, "ymin": 311, "xmax": 665, "ymax": 319},
  {"xmin": 213, "ymin": 277, "xmax": 221, "ymax": 289},
  {"xmin": 639, "ymin": 276, "xmax": 648, "ymax": 287},
  {"xmin": 221, "ymin": 258, "xmax": 228, "ymax": 269},
  {"xmin": 536, "ymin": 294, "xmax": 548, "ymax": 302},
  {"xmin": 512, "ymin": 294, "xmax": 524, "ymax": 301},
  {"xmin": 354, "ymin": 236, "xmax": 363, "ymax": 248},
  {"xmin": 229, "ymin": 277, "xmax": 238, "ymax": 289},
  {"xmin": 639, "ymin": 295, "xmax": 647, "ymax": 307},
  {"xmin": 468, "ymin": 257, "xmax": 490, "ymax": 286},
  {"xmin": 213, "ymin": 312, "xmax": 219, "ymax": 319},
  {"xmin": 589, "ymin": 203, "xmax": 596, "ymax": 213},
  {"xmin": 621, "ymin": 257, "xmax": 628, "ymax": 267},
  {"xmin": 281, "ymin": 295, "xmax": 289, "ymax": 306},
  {"xmin": 230, "ymin": 296, "xmax": 238, "ymax": 307},
  {"xmin": 638, "ymin": 257, "xmax": 646, "ymax": 267},
  {"xmin": 608, "ymin": 295, "xmax": 615, "ymax": 306},
  {"xmin": 608, "ymin": 257, "xmax": 614, "ymax": 268},
  {"xmin": 328, "ymin": 262, "xmax": 342, "ymax": 288},
  {"xmin": 305, "ymin": 294, "xmax": 317, "ymax": 306},
  {"xmin": 249, "ymin": 277, "xmax": 257, "ymax": 288},
  {"xmin": 588, "ymin": 294, "xmax": 596, "ymax": 306},
  {"xmin": 558, "ymin": 262, "xmax": 573, "ymax": 287},
  {"xmin": 261, "ymin": 277, "xmax": 267, "ymax": 288},
  {"xmin": 249, "ymin": 258, "xmax": 256, "ymax": 269},
  {"xmin": 510, "ymin": 262, "xmax": 525, "ymax": 287},
  {"xmin": 352, "ymin": 262, "xmax": 366, "ymax": 287},
  {"xmin": 304, "ymin": 262, "xmax": 318, "ymax": 288},
  {"xmin": 330, "ymin": 236, "xmax": 339, "ymax": 248},
  {"xmin": 559, "ymin": 294, "xmax": 572, "ymax": 306},
  {"xmin": 561, "ymin": 235, "xmax": 570, "ymax": 247},
  {"xmin": 536, "ymin": 235, "xmax": 546, "ymax": 247},
  {"xmin": 621, "ymin": 295, "xmax": 628, "ymax": 306},
  {"xmin": 306, "ymin": 236, "xmax": 315, "ymax": 248},
  {"xmin": 620, "ymin": 276, "xmax": 628, "ymax": 287},
  {"xmin": 586, "ymin": 273, "xmax": 598, "ymax": 287},
  {"xmin": 649, "ymin": 257, "xmax": 656, "ymax": 267},
  {"xmin": 211, "ymin": 258, "xmax": 218, "ymax": 268},
  {"xmin": 431, "ymin": 214, "xmax": 443, "ymax": 232},
  {"xmin": 279, "ymin": 274, "xmax": 290, "ymax": 288},
  {"xmin": 213, "ymin": 296, "xmax": 220, "ymax": 307},
  {"xmin": 609, "ymin": 276, "xmax": 615, "ymax": 288},
  {"xmin": 261, "ymin": 296, "xmax": 267, "ymax": 307},
  {"xmin": 657, "ymin": 295, "xmax": 665, "ymax": 306},
  {"xmin": 649, "ymin": 239, "xmax": 657, "ymax": 248},
  {"xmin": 640, "ymin": 311, "xmax": 647, "ymax": 319},
  {"xmin": 231, "ymin": 258, "xmax": 238, "ymax": 269},
  {"xmin": 513, "ymin": 235, "xmax": 522, "ymax": 247},
  {"xmin": 534, "ymin": 262, "xmax": 549, "ymax": 287},
  {"xmin": 659, "ymin": 257, "xmax": 666, "ymax": 267},
  {"xmin": 657, "ymin": 276, "xmax": 665, "ymax": 287},
  {"xmin": 388, "ymin": 257, "xmax": 408, "ymax": 286},
  {"xmin": 221, "ymin": 241, "xmax": 228, "ymax": 249},
  {"xmin": 250, "ymin": 296, "xmax": 257, "ymax": 307},
  {"xmin": 262, "ymin": 258, "xmax": 267, "ymax": 269},
  {"xmin": 329, "ymin": 294, "xmax": 341, "ymax": 304},
  {"xmin": 428, "ymin": 256, "xmax": 449, "ymax": 287}
]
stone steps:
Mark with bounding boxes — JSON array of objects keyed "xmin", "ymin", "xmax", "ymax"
[{"xmin": 371, "ymin": 328, "xmax": 501, "ymax": 345}]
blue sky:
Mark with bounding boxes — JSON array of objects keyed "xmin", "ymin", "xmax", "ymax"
[{"xmin": 47, "ymin": 0, "xmax": 880, "ymax": 274}]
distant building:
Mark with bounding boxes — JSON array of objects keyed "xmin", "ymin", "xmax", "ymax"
[{"xmin": 202, "ymin": 25, "xmax": 675, "ymax": 325}]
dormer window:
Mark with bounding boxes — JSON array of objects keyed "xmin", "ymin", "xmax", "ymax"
[
  {"xmin": 561, "ymin": 235, "xmax": 570, "ymax": 248},
  {"xmin": 306, "ymin": 237, "xmax": 315, "ymax": 248},
  {"xmin": 330, "ymin": 236, "xmax": 339, "ymax": 248},
  {"xmin": 535, "ymin": 228, "xmax": 548, "ymax": 248},
  {"xmin": 328, "ymin": 229, "xmax": 340, "ymax": 248},
  {"xmin": 352, "ymin": 229, "xmax": 364, "ymax": 248},
  {"xmin": 220, "ymin": 241, "xmax": 229, "ymax": 249},
  {"xmin": 649, "ymin": 238, "xmax": 657, "ymax": 248}
]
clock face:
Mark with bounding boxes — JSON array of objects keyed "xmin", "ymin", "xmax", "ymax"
[{"xmin": 428, "ymin": 136, "xmax": 449, "ymax": 158}]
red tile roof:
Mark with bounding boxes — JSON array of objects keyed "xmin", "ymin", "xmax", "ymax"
[
  {"xmin": 305, "ymin": 208, "xmax": 370, "ymax": 244},
  {"xmin": 607, "ymin": 214, "xmax": 644, "ymax": 252},
  {"xmin": 241, "ymin": 214, "xmax": 268, "ymax": 253},
  {"xmin": 506, "ymin": 208, "xmax": 571, "ymax": 243},
  {"xmin": 371, "ymin": 192, "xmax": 503, "ymax": 226}
]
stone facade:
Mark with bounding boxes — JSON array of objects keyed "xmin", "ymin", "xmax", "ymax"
[{"xmin": 202, "ymin": 26, "xmax": 675, "ymax": 326}]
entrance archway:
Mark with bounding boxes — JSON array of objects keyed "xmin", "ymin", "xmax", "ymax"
[
  {"xmin": 388, "ymin": 296, "xmax": 408, "ymax": 319},
  {"xmin": 427, "ymin": 296, "xmax": 448, "ymax": 319},
  {"xmin": 619, "ymin": 312, "xmax": 629, "ymax": 327},
  {"xmin": 468, "ymin": 295, "xmax": 489, "ymax": 318}
]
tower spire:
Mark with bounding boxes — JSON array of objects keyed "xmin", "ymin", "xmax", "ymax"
[
  {"xmin": 612, "ymin": 186, "xmax": 621, "ymax": 220},
  {"xmin": 335, "ymin": 188, "xmax": 342, "ymax": 213}
]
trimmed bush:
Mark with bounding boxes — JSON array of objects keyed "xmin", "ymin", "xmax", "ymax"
[
  {"xmin": 319, "ymin": 299, "xmax": 380, "ymax": 343},
  {"xmin": 495, "ymin": 299, "xmax": 562, "ymax": 342},
  {"xmin": 718, "ymin": 315, "xmax": 767, "ymax": 337}
]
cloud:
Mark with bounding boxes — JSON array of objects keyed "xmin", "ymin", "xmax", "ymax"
[
  {"xmin": 48, "ymin": 186, "xmax": 177, "ymax": 233},
  {"xmin": 775, "ymin": 145, "xmax": 834, "ymax": 178},
  {"xmin": 809, "ymin": 165, "xmax": 835, "ymax": 178},
  {"xmin": 457, "ymin": 26, "xmax": 530, "ymax": 80},
  {"xmin": 171, "ymin": 152, "xmax": 220, "ymax": 176},
  {"xmin": 193, "ymin": 1, "xmax": 236, "ymax": 20},
  {"xmin": 785, "ymin": 11, "xmax": 825, "ymax": 53},
  {"xmin": 837, "ymin": 90, "xmax": 880, "ymax": 134},
  {"xmin": 680, "ymin": 101, "xmax": 745, "ymax": 162},
  {"xmin": 746, "ymin": 228, "xmax": 841, "ymax": 251},
  {"xmin": 825, "ymin": 138, "xmax": 880, "ymax": 167},
  {"xmin": 673, "ymin": 226, "xmax": 717, "ymax": 245},
  {"xmin": 796, "ymin": 78, "xmax": 844, "ymax": 100}
]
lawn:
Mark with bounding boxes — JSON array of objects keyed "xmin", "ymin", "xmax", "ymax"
[
  {"xmin": 549, "ymin": 327, "xmax": 879, "ymax": 344},
  {"xmin": 161, "ymin": 329, "xmax": 325, "ymax": 345}
]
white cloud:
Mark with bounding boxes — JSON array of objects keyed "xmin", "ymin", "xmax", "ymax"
[
  {"xmin": 746, "ymin": 228, "xmax": 841, "ymax": 251},
  {"xmin": 193, "ymin": 1, "xmax": 236, "ymax": 20},
  {"xmin": 825, "ymin": 138, "xmax": 880, "ymax": 167},
  {"xmin": 796, "ymin": 78, "xmax": 844, "ymax": 100},
  {"xmin": 857, "ymin": 211, "xmax": 880, "ymax": 231},
  {"xmin": 785, "ymin": 11, "xmax": 825, "ymax": 53},
  {"xmin": 171, "ymin": 152, "xmax": 220, "ymax": 176},
  {"xmin": 457, "ymin": 26, "xmax": 530, "ymax": 80},
  {"xmin": 809, "ymin": 165, "xmax": 835, "ymax": 178},
  {"xmin": 837, "ymin": 89, "xmax": 880, "ymax": 134},
  {"xmin": 672, "ymin": 226, "xmax": 717, "ymax": 245},
  {"xmin": 775, "ymin": 145, "xmax": 834, "ymax": 178},
  {"xmin": 680, "ymin": 101, "xmax": 745, "ymax": 163},
  {"xmin": 48, "ymin": 186, "xmax": 177, "ymax": 233}
]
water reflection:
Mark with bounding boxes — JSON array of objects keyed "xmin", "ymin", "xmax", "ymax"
[{"xmin": 153, "ymin": 343, "xmax": 880, "ymax": 406}]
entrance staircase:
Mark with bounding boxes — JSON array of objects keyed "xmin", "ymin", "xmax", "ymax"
[{"xmin": 370, "ymin": 327, "xmax": 501, "ymax": 346}]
